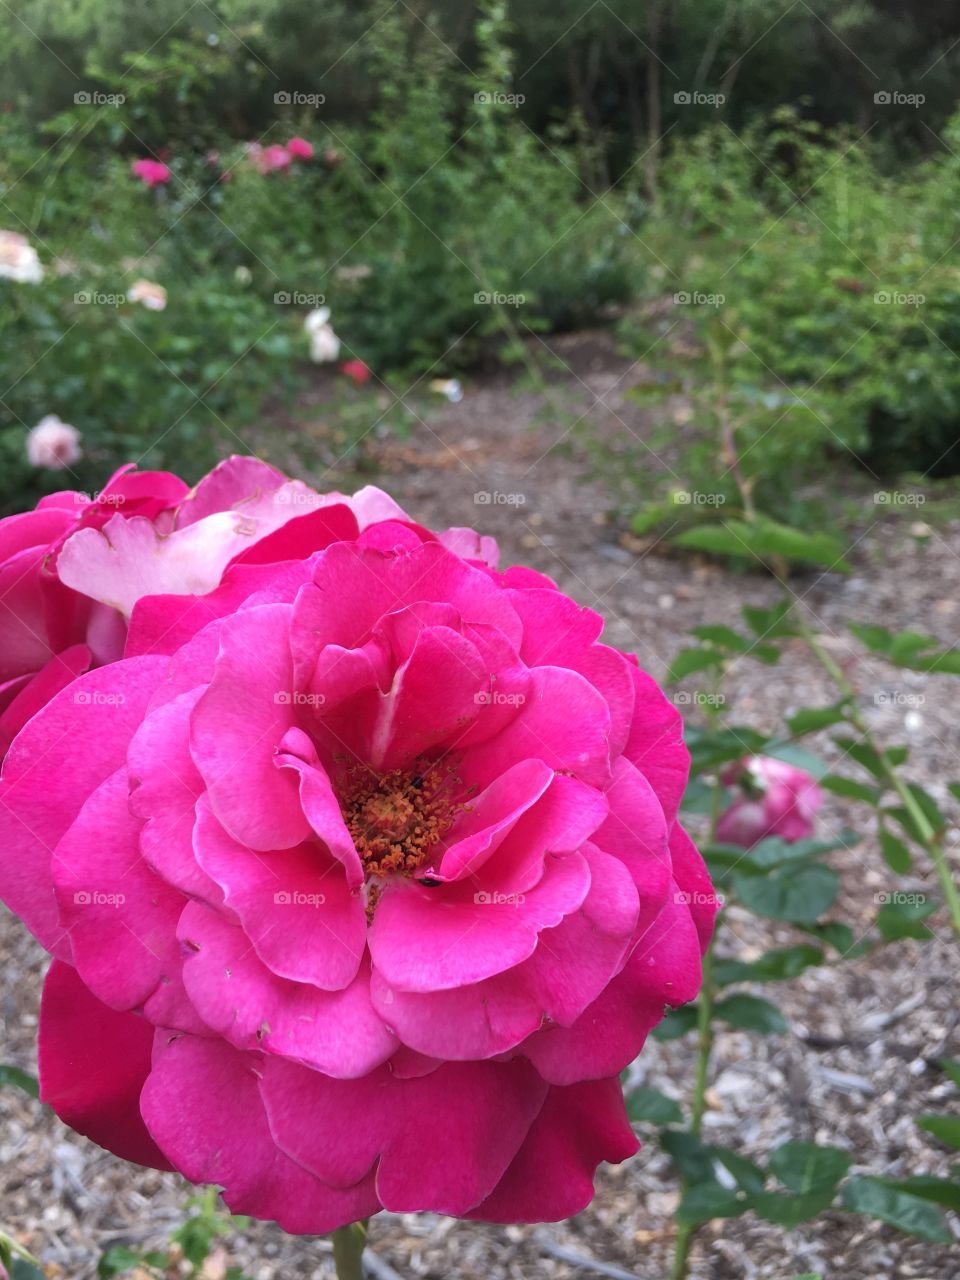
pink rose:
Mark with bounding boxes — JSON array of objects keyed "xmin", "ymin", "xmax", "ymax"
[
  {"xmin": 0, "ymin": 488, "xmax": 714, "ymax": 1229},
  {"xmin": 131, "ymin": 159, "xmax": 171, "ymax": 188},
  {"xmin": 286, "ymin": 136, "xmax": 314, "ymax": 160},
  {"xmin": 340, "ymin": 358, "xmax": 372, "ymax": 386},
  {"xmin": 716, "ymin": 755, "xmax": 823, "ymax": 848}
]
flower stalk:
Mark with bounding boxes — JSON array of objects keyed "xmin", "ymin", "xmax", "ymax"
[{"xmin": 331, "ymin": 1222, "xmax": 367, "ymax": 1280}]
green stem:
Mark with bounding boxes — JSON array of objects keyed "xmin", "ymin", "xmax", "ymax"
[
  {"xmin": 799, "ymin": 620, "xmax": 960, "ymax": 936},
  {"xmin": 330, "ymin": 1222, "xmax": 367, "ymax": 1280}
]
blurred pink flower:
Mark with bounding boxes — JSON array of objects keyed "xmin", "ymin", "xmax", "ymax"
[
  {"xmin": 128, "ymin": 279, "xmax": 167, "ymax": 311},
  {"xmin": 340, "ymin": 358, "xmax": 371, "ymax": 386},
  {"xmin": 26, "ymin": 416, "xmax": 82, "ymax": 470},
  {"xmin": 131, "ymin": 159, "xmax": 171, "ymax": 188},
  {"xmin": 287, "ymin": 136, "xmax": 314, "ymax": 160},
  {"xmin": 716, "ymin": 755, "xmax": 823, "ymax": 847}
]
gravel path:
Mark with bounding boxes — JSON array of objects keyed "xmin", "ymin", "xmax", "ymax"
[{"xmin": 2, "ymin": 331, "xmax": 959, "ymax": 1279}]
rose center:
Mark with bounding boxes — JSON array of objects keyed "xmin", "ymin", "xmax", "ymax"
[{"xmin": 337, "ymin": 759, "xmax": 464, "ymax": 878}]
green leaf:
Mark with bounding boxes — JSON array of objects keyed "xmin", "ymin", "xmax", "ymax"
[
  {"xmin": 802, "ymin": 921, "xmax": 857, "ymax": 954},
  {"xmin": 833, "ymin": 738, "xmax": 908, "ymax": 779},
  {"xmin": 98, "ymin": 1246, "xmax": 141, "ymax": 1279},
  {"xmin": 748, "ymin": 943, "xmax": 824, "ymax": 981},
  {"xmin": 667, "ymin": 647, "xmax": 726, "ymax": 682},
  {"xmin": 939, "ymin": 1058, "xmax": 960, "ymax": 1088},
  {"xmin": 715, "ymin": 993, "xmax": 789, "ymax": 1034},
  {"xmin": 764, "ymin": 742, "xmax": 830, "ymax": 778},
  {"xmin": 877, "ymin": 898, "xmax": 937, "ymax": 942},
  {"xmin": 674, "ymin": 518, "xmax": 850, "ymax": 570},
  {"xmin": 878, "ymin": 828, "xmax": 912, "ymax": 874},
  {"xmin": 733, "ymin": 862, "xmax": 838, "ymax": 924},
  {"xmin": 917, "ymin": 1115, "xmax": 960, "ymax": 1150},
  {"xmin": 0, "ymin": 1065, "xmax": 39, "ymax": 1099},
  {"xmin": 11, "ymin": 1262, "xmax": 47, "ymax": 1280},
  {"xmin": 650, "ymin": 1005, "xmax": 698, "ymax": 1040},
  {"xmin": 687, "ymin": 726, "xmax": 769, "ymax": 775},
  {"xmin": 752, "ymin": 1186, "xmax": 838, "ymax": 1226},
  {"xmin": 842, "ymin": 1176, "xmax": 952, "ymax": 1242},
  {"xmin": 769, "ymin": 1141, "xmax": 850, "ymax": 1193},
  {"xmin": 713, "ymin": 1147, "xmax": 766, "ymax": 1193},
  {"xmin": 689, "ymin": 624, "xmax": 750, "ymax": 651},
  {"xmin": 882, "ymin": 1175, "xmax": 960, "ymax": 1211},
  {"xmin": 746, "ymin": 831, "xmax": 858, "ymax": 872},
  {"xmin": 626, "ymin": 1086, "xmax": 683, "ymax": 1126},
  {"xmin": 820, "ymin": 774, "xmax": 882, "ymax": 805},
  {"xmin": 741, "ymin": 599, "xmax": 796, "ymax": 638},
  {"xmin": 787, "ymin": 704, "xmax": 850, "ymax": 735},
  {"xmin": 675, "ymin": 1181, "xmax": 753, "ymax": 1224},
  {"xmin": 659, "ymin": 1130, "xmax": 715, "ymax": 1183}
]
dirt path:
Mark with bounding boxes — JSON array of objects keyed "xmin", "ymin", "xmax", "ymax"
[{"xmin": 2, "ymin": 331, "xmax": 959, "ymax": 1279}]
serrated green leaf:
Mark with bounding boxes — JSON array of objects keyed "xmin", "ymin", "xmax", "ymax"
[
  {"xmin": 877, "ymin": 898, "xmax": 937, "ymax": 942},
  {"xmin": 882, "ymin": 1175, "xmax": 960, "ymax": 1211},
  {"xmin": 626, "ymin": 1086, "xmax": 683, "ymax": 1126},
  {"xmin": 833, "ymin": 737, "xmax": 908, "ymax": 779},
  {"xmin": 769, "ymin": 1141, "xmax": 850, "ymax": 1193},
  {"xmin": 659, "ymin": 1129, "xmax": 715, "ymax": 1183},
  {"xmin": 752, "ymin": 1186, "xmax": 838, "ymax": 1226},
  {"xmin": 741, "ymin": 599, "xmax": 796, "ymax": 638},
  {"xmin": 690, "ymin": 624, "xmax": 750, "ymax": 651},
  {"xmin": 668, "ymin": 648, "xmax": 726, "ymax": 682},
  {"xmin": 715, "ymin": 993, "xmax": 789, "ymax": 1033},
  {"xmin": 674, "ymin": 518, "xmax": 849, "ymax": 570},
  {"xmin": 842, "ymin": 1176, "xmax": 952, "ymax": 1242},
  {"xmin": 713, "ymin": 1147, "xmax": 766, "ymax": 1193}
]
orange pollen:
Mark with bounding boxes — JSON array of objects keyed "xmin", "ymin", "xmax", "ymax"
[{"xmin": 338, "ymin": 758, "xmax": 465, "ymax": 880}]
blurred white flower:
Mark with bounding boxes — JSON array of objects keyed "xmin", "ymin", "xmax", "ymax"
[
  {"xmin": 0, "ymin": 230, "xmax": 44, "ymax": 283},
  {"xmin": 26, "ymin": 415, "xmax": 82, "ymax": 470},
  {"xmin": 429, "ymin": 377, "xmax": 463, "ymax": 403},
  {"xmin": 128, "ymin": 279, "xmax": 168, "ymax": 311},
  {"xmin": 304, "ymin": 306, "xmax": 341, "ymax": 362},
  {"xmin": 234, "ymin": 265, "xmax": 253, "ymax": 286}
]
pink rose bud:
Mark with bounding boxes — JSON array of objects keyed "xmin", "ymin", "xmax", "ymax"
[{"xmin": 716, "ymin": 755, "xmax": 823, "ymax": 848}]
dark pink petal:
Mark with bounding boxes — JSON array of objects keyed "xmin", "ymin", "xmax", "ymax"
[
  {"xmin": 519, "ymin": 885, "xmax": 702, "ymax": 1084},
  {"xmin": 623, "ymin": 662, "xmax": 689, "ymax": 823},
  {"xmin": 226, "ymin": 504, "xmax": 359, "ymax": 568},
  {"xmin": 191, "ymin": 603, "xmax": 308, "ymax": 850},
  {"xmin": 670, "ymin": 822, "xmax": 719, "ymax": 950},
  {"xmin": 261, "ymin": 1057, "xmax": 546, "ymax": 1214},
  {"xmin": 369, "ymin": 851, "xmax": 590, "ymax": 992},
  {"xmin": 465, "ymin": 1077, "xmax": 638, "ymax": 1222},
  {"xmin": 141, "ymin": 1035, "xmax": 381, "ymax": 1232},
  {"xmin": 435, "ymin": 758, "xmax": 555, "ymax": 882},
  {"xmin": 275, "ymin": 731, "xmax": 364, "ymax": 887},
  {"xmin": 39, "ymin": 960, "xmax": 172, "ymax": 1171},
  {"xmin": 172, "ymin": 456, "xmax": 286, "ymax": 524},
  {"xmin": 461, "ymin": 665, "xmax": 612, "ymax": 791},
  {"xmin": 194, "ymin": 799, "xmax": 366, "ymax": 990},
  {"xmin": 0, "ymin": 655, "xmax": 167, "ymax": 955},
  {"xmin": 0, "ymin": 642, "xmax": 90, "ymax": 756},
  {"xmin": 128, "ymin": 688, "xmax": 223, "ymax": 905},
  {"xmin": 52, "ymin": 768, "xmax": 186, "ymax": 1011},
  {"xmin": 593, "ymin": 757, "xmax": 671, "ymax": 928},
  {"xmin": 178, "ymin": 902, "xmax": 396, "ymax": 1076}
]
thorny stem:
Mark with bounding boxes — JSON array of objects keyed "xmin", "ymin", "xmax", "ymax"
[
  {"xmin": 331, "ymin": 1222, "xmax": 367, "ymax": 1280},
  {"xmin": 799, "ymin": 619, "xmax": 960, "ymax": 937}
]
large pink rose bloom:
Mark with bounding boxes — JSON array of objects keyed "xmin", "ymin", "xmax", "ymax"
[
  {"xmin": 0, "ymin": 487, "xmax": 714, "ymax": 1228},
  {"xmin": 716, "ymin": 755, "xmax": 823, "ymax": 848},
  {"xmin": 0, "ymin": 457, "xmax": 425, "ymax": 757}
]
